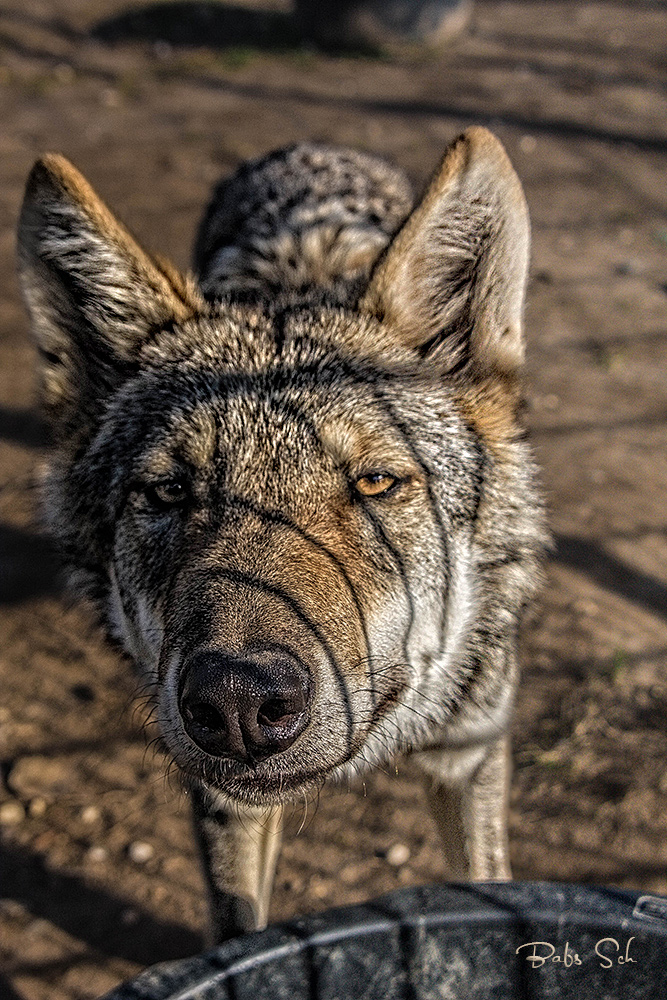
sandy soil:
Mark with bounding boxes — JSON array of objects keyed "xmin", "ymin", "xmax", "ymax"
[{"xmin": 1, "ymin": 1, "xmax": 666, "ymax": 997}]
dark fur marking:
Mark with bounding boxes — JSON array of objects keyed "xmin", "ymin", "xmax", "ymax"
[
  {"xmin": 203, "ymin": 492, "xmax": 374, "ymax": 666},
  {"xmin": 190, "ymin": 565, "xmax": 356, "ymax": 750}
]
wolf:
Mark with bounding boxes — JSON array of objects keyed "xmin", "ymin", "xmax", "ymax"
[{"xmin": 17, "ymin": 128, "xmax": 547, "ymax": 944}]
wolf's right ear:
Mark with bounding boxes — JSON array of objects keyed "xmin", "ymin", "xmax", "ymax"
[
  {"xmin": 17, "ymin": 155, "xmax": 202, "ymax": 437},
  {"xmin": 361, "ymin": 127, "xmax": 530, "ymax": 376}
]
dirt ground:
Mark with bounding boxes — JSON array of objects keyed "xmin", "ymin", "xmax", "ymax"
[{"xmin": 1, "ymin": 0, "xmax": 666, "ymax": 997}]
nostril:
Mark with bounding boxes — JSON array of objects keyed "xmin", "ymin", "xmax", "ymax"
[
  {"xmin": 257, "ymin": 698, "xmax": 293, "ymax": 726},
  {"xmin": 184, "ymin": 700, "xmax": 224, "ymax": 733},
  {"xmin": 178, "ymin": 650, "xmax": 312, "ymax": 761}
]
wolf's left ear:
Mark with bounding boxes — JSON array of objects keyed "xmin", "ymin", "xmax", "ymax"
[
  {"xmin": 17, "ymin": 154, "xmax": 202, "ymax": 429},
  {"xmin": 361, "ymin": 127, "xmax": 530, "ymax": 374}
]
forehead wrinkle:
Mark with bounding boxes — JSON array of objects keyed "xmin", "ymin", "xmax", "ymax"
[
  {"xmin": 127, "ymin": 401, "xmax": 219, "ymax": 481},
  {"xmin": 315, "ymin": 389, "xmax": 421, "ymax": 475},
  {"xmin": 122, "ymin": 368, "xmax": 321, "ymax": 473},
  {"xmin": 115, "ymin": 330, "xmax": 428, "ymax": 480},
  {"xmin": 171, "ymin": 402, "xmax": 219, "ymax": 468}
]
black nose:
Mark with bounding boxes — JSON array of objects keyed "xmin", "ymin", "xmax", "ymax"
[{"xmin": 178, "ymin": 649, "xmax": 312, "ymax": 763}]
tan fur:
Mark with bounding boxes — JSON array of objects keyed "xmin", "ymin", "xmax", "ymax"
[
  {"xmin": 27, "ymin": 154, "xmax": 202, "ymax": 325},
  {"xmin": 17, "ymin": 155, "xmax": 204, "ymax": 434},
  {"xmin": 454, "ymin": 375, "xmax": 523, "ymax": 453},
  {"xmin": 17, "ymin": 129, "xmax": 547, "ymax": 944},
  {"xmin": 362, "ymin": 127, "xmax": 530, "ymax": 374}
]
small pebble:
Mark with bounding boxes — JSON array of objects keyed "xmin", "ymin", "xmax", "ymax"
[
  {"xmin": 0, "ymin": 898, "xmax": 27, "ymax": 920},
  {"xmin": 128, "ymin": 840, "xmax": 154, "ymax": 864},
  {"xmin": 25, "ymin": 918, "xmax": 51, "ymax": 938},
  {"xmin": 340, "ymin": 863, "xmax": 364, "ymax": 885},
  {"xmin": 80, "ymin": 805, "xmax": 101, "ymax": 824},
  {"xmin": 386, "ymin": 843, "xmax": 410, "ymax": 867},
  {"xmin": 28, "ymin": 797, "xmax": 47, "ymax": 818},
  {"xmin": 121, "ymin": 908, "xmax": 139, "ymax": 926},
  {"xmin": 101, "ymin": 87, "xmax": 120, "ymax": 108},
  {"xmin": 87, "ymin": 846, "xmax": 108, "ymax": 863},
  {"xmin": 153, "ymin": 40, "xmax": 173, "ymax": 59},
  {"xmin": 519, "ymin": 135, "xmax": 537, "ymax": 154},
  {"xmin": 53, "ymin": 63, "xmax": 75, "ymax": 84},
  {"xmin": 309, "ymin": 876, "xmax": 330, "ymax": 899},
  {"xmin": 0, "ymin": 800, "xmax": 25, "ymax": 826},
  {"xmin": 573, "ymin": 598, "xmax": 598, "ymax": 617}
]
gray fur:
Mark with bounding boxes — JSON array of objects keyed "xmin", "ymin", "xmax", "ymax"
[
  {"xmin": 17, "ymin": 130, "xmax": 548, "ymax": 944},
  {"xmin": 194, "ymin": 142, "xmax": 414, "ymax": 301}
]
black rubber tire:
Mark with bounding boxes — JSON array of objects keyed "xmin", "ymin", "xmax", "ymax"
[{"xmin": 101, "ymin": 882, "xmax": 667, "ymax": 999}]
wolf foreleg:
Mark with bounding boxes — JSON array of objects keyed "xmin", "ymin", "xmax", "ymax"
[
  {"xmin": 190, "ymin": 784, "xmax": 283, "ymax": 944},
  {"xmin": 412, "ymin": 734, "xmax": 512, "ymax": 880}
]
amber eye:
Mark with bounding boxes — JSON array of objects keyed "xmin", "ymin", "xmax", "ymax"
[
  {"xmin": 144, "ymin": 481, "xmax": 189, "ymax": 510},
  {"xmin": 354, "ymin": 472, "xmax": 399, "ymax": 498}
]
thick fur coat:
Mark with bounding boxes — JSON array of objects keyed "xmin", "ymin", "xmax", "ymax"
[{"xmin": 18, "ymin": 128, "xmax": 547, "ymax": 941}]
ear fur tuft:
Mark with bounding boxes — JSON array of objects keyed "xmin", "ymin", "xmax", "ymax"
[
  {"xmin": 361, "ymin": 127, "xmax": 530, "ymax": 375},
  {"xmin": 17, "ymin": 154, "xmax": 203, "ymax": 434}
]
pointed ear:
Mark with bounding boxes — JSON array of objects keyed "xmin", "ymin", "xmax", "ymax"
[
  {"xmin": 361, "ymin": 127, "xmax": 530, "ymax": 375},
  {"xmin": 17, "ymin": 154, "xmax": 203, "ymax": 435}
]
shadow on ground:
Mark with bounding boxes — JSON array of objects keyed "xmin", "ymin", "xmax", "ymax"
[
  {"xmin": 0, "ymin": 406, "xmax": 47, "ymax": 450},
  {"xmin": 91, "ymin": 1, "xmax": 383, "ymax": 56},
  {"xmin": 0, "ymin": 524, "xmax": 61, "ymax": 605},
  {"xmin": 554, "ymin": 533, "xmax": 667, "ymax": 622},
  {"xmin": 1, "ymin": 841, "xmax": 202, "ymax": 970},
  {"xmin": 92, "ymin": 1, "xmax": 299, "ymax": 50}
]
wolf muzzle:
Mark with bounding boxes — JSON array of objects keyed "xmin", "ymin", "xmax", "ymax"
[{"xmin": 178, "ymin": 648, "xmax": 312, "ymax": 764}]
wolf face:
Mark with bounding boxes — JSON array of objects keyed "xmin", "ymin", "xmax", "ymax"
[{"xmin": 18, "ymin": 130, "xmax": 547, "ymax": 938}]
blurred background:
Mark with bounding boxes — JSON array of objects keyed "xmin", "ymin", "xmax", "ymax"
[{"xmin": 1, "ymin": 1, "xmax": 666, "ymax": 998}]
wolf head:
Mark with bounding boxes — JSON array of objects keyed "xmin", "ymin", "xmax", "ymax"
[{"xmin": 17, "ymin": 129, "xmax": 544, "ymax": 805}]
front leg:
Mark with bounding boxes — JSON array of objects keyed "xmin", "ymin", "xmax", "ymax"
[
  {"xmin": 190, "ymin": 783, "xmax": 283, "ymax": 944},
  {"xmin": 412, "ymin": 734, "xmax": 512, "ymax": 880}
]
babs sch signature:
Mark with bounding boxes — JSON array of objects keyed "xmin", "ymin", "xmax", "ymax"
[{"xmin": 516, "ymin": 937, "xmax": 637, "ymax": 969}]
